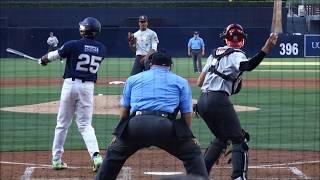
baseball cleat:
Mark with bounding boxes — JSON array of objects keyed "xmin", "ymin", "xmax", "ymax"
[
  {"xmin": 52, "ymin": 160, "xmax": 68, "ymax": 170},
  {"xmin": 92, "ymin": 154, "xmax": 103, "ymax": 172}
]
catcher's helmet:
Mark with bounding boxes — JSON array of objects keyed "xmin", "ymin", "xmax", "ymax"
[
  {"xmin": 79, "ymin": 17, "xmax": 101, "ymax": 39},
  {"xmin": 220, "ymin": 24, "xmax": 247, "ymax": 49}
]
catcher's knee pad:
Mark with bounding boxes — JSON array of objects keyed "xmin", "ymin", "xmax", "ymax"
[
  {"xmin": 231, "ymin": 142, "xmax": 249, "ymax": 180},
  {"xmin": 204, "ymin": 139, "xmax": 228, "ymax": 157},
  {"xmin": 204, "ymin": 139, "xmax": 228, "ymax": 173}
]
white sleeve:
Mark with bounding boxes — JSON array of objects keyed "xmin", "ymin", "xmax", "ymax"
[
  {"xmin": 230, "ymin": 52, "xmax": 247, "ymax": 71},
  {"xmin": 202, "ymin": 55, "xmax": 215, "ymax": 73},
  {"xmin": 151, "ymin": 32, "xmax": 159, "ymax": 50},
  {"xmin": 47, "ymin": 50, "xmax": 61, "ymax": 61},
  {"xmin": 133, "ymin": 31, "xmax": 138, "ymax": 38}
]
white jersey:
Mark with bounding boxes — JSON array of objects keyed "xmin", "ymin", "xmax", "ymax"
[
  {"xmin": 47, "ymin": 36, "xmax": 59, "ymax": 47},
  {"xmin": 133, "ymin": 28, "xmax": 159, "ymax": 56},
  {"xmin": 201, "ymin": 46, "xmax": 247, "ymax": 95}
]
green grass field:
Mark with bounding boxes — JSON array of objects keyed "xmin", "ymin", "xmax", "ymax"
[
  {"xmin": 1, "ymin": 58, "xmax": 319, "ymax": 78},
  {"xmin": 0, "ymin": 58, "xmax": 319, "ymax": 152}
]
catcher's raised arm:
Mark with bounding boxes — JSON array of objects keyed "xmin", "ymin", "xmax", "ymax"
[{"xmin": 128, "ymin": 32, "xmax": 136, "ymax": 53}]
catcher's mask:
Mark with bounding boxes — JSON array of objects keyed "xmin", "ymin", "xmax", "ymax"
[
  {"xmin": 220, "ymin": 24, "xmax": 247, "ymax": 49},
  {"xmin": 149, "ymin": 50, "xmax": 172, "ymax": 67},
  {"xmin": 79, "ymin": 17, "xmax": 101, "ymax": 39}
]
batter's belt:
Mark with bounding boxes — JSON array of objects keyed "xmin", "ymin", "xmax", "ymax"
[{"xmin": 65, "ymin": 77, "xmax": 96, "ymax": 83}]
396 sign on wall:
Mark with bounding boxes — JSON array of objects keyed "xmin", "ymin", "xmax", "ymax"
[
  {"xmin": 271, "ymin": 34, "xmax": 320, "ymax": 58},
  {"xmin": 279, "ymin": 43, "xmax": 299, "ymax": 56},
  {"xmin": 272, "ymin": 34, "xmax": 303, "ymax": 57}
]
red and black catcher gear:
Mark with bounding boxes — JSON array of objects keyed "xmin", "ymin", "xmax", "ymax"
[{"xmin": 220, "ymin": 24, "xmax": 247, "ymax": 49}]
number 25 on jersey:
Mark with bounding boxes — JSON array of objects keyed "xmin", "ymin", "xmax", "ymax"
[{"xmin": 76, "ymin": 54, "xmax": 102, "ymax": 73}]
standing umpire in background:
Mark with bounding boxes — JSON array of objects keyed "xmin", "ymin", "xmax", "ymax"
[
  {"xmin": 127, "ymin": 15, "xmax": 159, "ymax": 75},
  {"xmin": 188, "ymin": 31, "xmax": 205, "ymax": 73},
  {"xmin": 196, "ymin": 24, "xmax": 278, "ymax": 180},
  {"xmin": 95, "ymin": 51, "xmax": 208, "ymax": 180}
]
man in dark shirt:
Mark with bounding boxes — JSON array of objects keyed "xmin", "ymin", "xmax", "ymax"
[
  {"xmin": 39, "ymin": 17, "xmax": 106, "ymax": 172},
  {"xmin": 95, "ymin": 51, "xmax": 208, "ymax": 180}
]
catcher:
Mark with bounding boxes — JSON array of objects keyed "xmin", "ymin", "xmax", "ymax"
[
  {"xmin": 195, "ymin": 24, "xmax": 278, "ymax": 180},
  {"xmin": 127, "ymin": 15, "xmax": 159, "ymax": 75}
]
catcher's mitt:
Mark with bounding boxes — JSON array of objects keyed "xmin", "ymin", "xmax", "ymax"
[{"xmin": 127, "ymin": 32, "xmax": 136, "ymax": 46}]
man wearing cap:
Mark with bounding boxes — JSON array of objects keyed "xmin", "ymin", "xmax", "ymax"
[
  {"xmin": 47, "ymin": 32, "xmax": 59, "ymax": 52},
  {"xmin": 188, "ymin": 31, "xmax": 205, "ymax": 73},
  {"xmin": 127, "ymin": 15, "xmax": 159, "ymax": 75},
  {"xmin": 95, "ymin": 51, "xmax": 209, "ymax": 180}
]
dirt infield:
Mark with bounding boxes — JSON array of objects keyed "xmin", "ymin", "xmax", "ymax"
[
  {"xmin": 0, "ymin": 95, "xmax": 260, "ymax": 115},
  {"xmin": 0, "ymin": 77, "xmax": 319, "ymax": 179},
  {"xmin": 1, "ymin": 149, "xmax": 319, "ymax": 179}
]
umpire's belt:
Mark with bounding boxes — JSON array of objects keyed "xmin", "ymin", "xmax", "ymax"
[{"xmin": 134, "ymin": 110, "xmax": 170, "ymax": 119}]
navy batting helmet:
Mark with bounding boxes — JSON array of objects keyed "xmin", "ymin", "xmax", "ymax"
[
  {"xmin": 79, "ymin": 17, "xmax": 101, "ymax": 39},
  {"xmin": 220, "ymin": 24, "xmax": 247, "ymax": 49}
]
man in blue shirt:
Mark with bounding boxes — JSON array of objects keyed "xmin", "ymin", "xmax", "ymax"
[
  {"xmin": 188, "ymin": 31, "xmax": 205, "ymax": 73},
  {"xmin": 95, "ymin": 51, "xmax": 208, "ymax": 180}
]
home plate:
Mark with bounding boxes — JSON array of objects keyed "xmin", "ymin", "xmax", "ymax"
[
  {"xmin": 109, "ymin": 81, "xmax": 125, "ymax": 85},
  {"xmin": 144, "ymin": 171, "xmax": 183, "ymax": 176}
]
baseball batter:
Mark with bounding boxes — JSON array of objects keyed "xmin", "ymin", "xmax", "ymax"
[
  {"xmin": 128, "ymin": 15, "xmax": 159, "ymax": 75},
  {"xmin": 195, "ymin": 24, "xmax": 278, "ymax": 180},
  {"xmin": 39, "ymin": 17, "xmax": 106, "ymax": 172},
  {"xmin": 95, "ymin": 51, "xmax": 208, "ymax": 180}
]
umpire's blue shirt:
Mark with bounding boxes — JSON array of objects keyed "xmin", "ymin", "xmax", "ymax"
[
  {"xmin": 188, "ymin": 37, "xmax": 205, "ymax": 50},
  {"xmin": 121, "ymin": 66, "xmax": 192, "ymax": 114}
]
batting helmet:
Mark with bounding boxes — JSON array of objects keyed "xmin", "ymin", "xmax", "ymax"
[
  {"xmin": 79, "ymin": 17, "xmax": 101, "ymax": 39},
  {"xmin": 220, "ymin": 24, "xmax": 247, "ymax": 49}
]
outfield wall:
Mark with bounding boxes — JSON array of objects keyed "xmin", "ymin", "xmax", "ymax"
[
  {"xmin": 0, "ymin": 6, "xmax": 278, "ymax": 58},
  {"xmin": 2, "ymin": 27, "xmax": 270, "ymax": 58},
  {"xmin": 2, "ymin": 27, "xmax": 319, "ymax": 58},
  {"xmin": 2, "ymin": 7, "xmax": 319, "ymax": 58},
  {"xmin": 0, "ymin": 7, "xmax": 275, "ymax": 28}
]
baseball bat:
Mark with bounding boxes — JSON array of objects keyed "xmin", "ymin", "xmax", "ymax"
[
  {"xmin": 6, "ymin": 48, "xmax": 38, "ymax": 61},
  {"xmin": 271, "ymin": 0, "xmax": 283, "ymax": 33}
]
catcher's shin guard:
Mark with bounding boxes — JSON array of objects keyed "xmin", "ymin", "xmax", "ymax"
[
  {"xmin": 231, "ymin": 142, "xmax": 249, "ymax": 180},
  {"xmin": 204, "ymin": 139, "xmax": 228, "ymax": 174}
]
